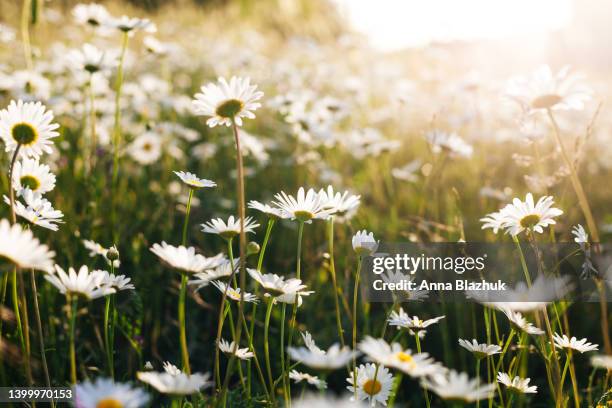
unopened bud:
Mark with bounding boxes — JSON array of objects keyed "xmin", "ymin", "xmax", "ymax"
[{"xmin": 247, "ymin": 241, "xmax": 261, "ymax": 256}]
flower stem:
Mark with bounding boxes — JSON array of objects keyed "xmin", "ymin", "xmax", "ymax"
[
  {"xmin": 104, "ymin": 295, "xmax": 114, "ymax": 378},
  {"xmin": 567, "ymin": 350, "xmax": 580, "ymax": 408},
  {"xmin": 285, "ymin": 220, "xmax": 304, "ymax": 396},
  {"xmin": 263, "ymin": 298, "xmax": 275, "ymax": 405},
  {"xmin": 181, "ymin": 189, "xmax": 194, "ymax": 246},
  {"xmin": 327, "ymin": 218, "xmax": 345, "ymax": 347},
  {"xmin": 178, "ymin": 273, "xmax": 190, "ymax": 375},
  {"xmin": 88, "ymin": 74, "xmax": 97, "ymax": 172},
  {"xmin": 111, "ymin": 31, "xmax": 129, "ymax": 243},
  {"xmin": 177, "ymin": 188, "xmax": 194, "ymax": 375},
  {"xmin": 280, "ymin": 303, "xmax": 289, "ymax": 406},
  {"xmin": 68, "ymin": 295, "xmax": 78, "ymax": 384},
  {"xmin": 352, "ymin": 257, "xmax": 362, "ymax": 401},
  {"xmin": 247, "ymin": 218, "xmax": 274, "ymax": 396},
  {"xmin": 219, "ymin": 120, "xmax": 250, "ymax": 404},
  {"xmin": 21, "ymin": 0, "xmax": 33, "ymax": 71}
]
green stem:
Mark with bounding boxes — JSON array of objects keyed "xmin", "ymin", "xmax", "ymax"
[
  {"xmin": 181, "ymin": 189, "xmax": 194, "ymax": 246},
  {"xmin": 104, "ymin": 295, "xmax": 114, "ymax": 378},
  {"xmin": 415, "ymin": 334, "xmax": 431, "ymax": 408},
  {"xmin": 327, "ymin": 218, "xmax": 345, "ymax": 347},
  {"xmin": 476, "ymin": 358, "xmax": 481, "ymax": 408},
  {"xmin": 68, "ymin": 295, "xmax": 78, "ymax": 384},
  {"xmin": 512, "ymin": 235, "xmax": 531, "ymax": 287},
  {"xmin": 111, "ymin": 31, "xmax": 129, "ymax": 243},
  {"xmin": 352, "ymin": 257, "xmax": 362, "ymax": 401},
  {"xmin": 263, "ymin": 299, "xmax": 275, "ymax": 405},
  {"xmin": 280, "ymin": 304, "xmax": 289, "ymax": 406},
  {"xmin": 21, "ymin": 0, "xmax": 33, "ymax": 71},
  {"xmin": 219, "ymin": 120, "xmax": 249, "ymax": 403},
  {"xmin": 178, "ymin": 273, "xmax": 190, "ymax": 374},
  {"xmin": 88, "ymin": 74, "xmax": 97, "ymax": 173},
  {"xmin": 30, "ymin": 270, "xmax": 50, "ymax": 388},
  {"xmin": 248, "ymin": 218, "xmax": 275, "ymax": 397},
  {"xmin": 285, "ymin": 220, "xmax": 304, "ymax": 397}
]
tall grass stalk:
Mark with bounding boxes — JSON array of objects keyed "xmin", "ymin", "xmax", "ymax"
[
  {"xmin": 327, "ymin": 218, "xmax": 345, "ymax": 346},
  {"xmin": 547, "ymin": 108, "xmax": 611, "ymax": 355},
  {"xmin": 111, "ymin": 31, "xmax": 129, "ymax": 242},
  {"xmin": 351, "ymin": 256, "xmax": 362, "ymax": 401}
]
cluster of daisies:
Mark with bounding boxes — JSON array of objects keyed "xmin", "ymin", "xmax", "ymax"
[{"xmin": 1, "ymin": 1, "xmax": 612, "ymax": 406}]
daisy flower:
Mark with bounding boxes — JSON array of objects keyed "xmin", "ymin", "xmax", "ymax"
[
  {"xmin": 421, "ymin": 370, "xmax": 496, "ymax": 403},
  {"xmin": 572, "ymin": 224, "xmax": 589, "ymax": 244},
  {"xmin": 11, "ymin": 158, "xmax": 56, "ymax": 195},
  {"xmin": 479, "ymin": 211, "xmax": 506, "ymax": 234},
  {"xmin": 248, "ymin": 200, "xmax": 286, "ymax": 219},
  {"xmin": 458, "ymin": 339, "xmax": 502, "ymax": 359},
  {"xmin": 188, "ymin": 259, "xmax": 234, "ymax": 288},
  {"xmin": 0, "ymin": 218, "xmax": 55, "ymax": 271},
  {"xmin": 7, "ymin": 188, "xmax": 64, "ymax": 231},
  {"xmin": 210, "ymin": 280, "xmax": 258, "ymax": 303},
  {"xmin": 289, "ymin": 370, "xmax": 326, "ymax": 389},
  {"xmin": 505, "ymin": 65, "xmax": 592, "ymax": 114},
  {"xmin": 497, "ymin": 372, "xmax": 537, "ymax": 394},
  {"xmin": 173, "ymin": 171, "xmax": 216, "ymax": 189},
  {"xmin": 391, "ymin": 159, "xmax": 421, "ymax": 182},
  {"xmin": 110, "ymin": 16, "xmax": 156, "ymax": 33},
  {"xmin": 0, "ymin": 100, "xmax": 59, "ymax": 159},
  {"xmin": 590, "ymin": 355, "xmax": 612, "ymax": 370},
  {"xmin": 347, "ymin": 363, "xmax": 393, "ymax": 407},
  {"xmin": 129, "ymin": 132, "xmax": 162, "ymax": 165},
  {"xmin": 99, "ymin": 271, "xmax": 135, "ymax": 292},
  {"xmin": 501, "ymin": 309, "xmax": 545, "ymax": 335},
  {"xmin": 45, "ymin": 265, "xmax": 115, "ymax": 300},
  {"xmin": 72, "ymin": 3, "xmax": 112, "ymax": 27},
  {"xmin": 274, "ymin": 287, "xmax": 314, "ymax": 307},
  {"xmin": 82, "ymin": 240, "xmax": 121, "ymax": 268},
  {"xmin": 467, "ymin": 275, "xmax": 573, "ymax": 312},
  {"xmin": 425, "ymin": 130, "xmax": 473, "ymax": 158},
  {"xmin": 272, "ymin": 187, "xmax": 333, "ymax": 222},
  {"xmin": 201, "ymin": 216, "xmax": 260, "ymax": 240},
  {"xmin": 68, "ymin": 44, "xmax": 115, "ymax": 75},
  {"xmin": 287, "ymin": 343, "xmax": 356, "ymax": 370},
  {"xmin": 218, "ymin": 339, "xmax": 254, "ymax": 360},
  {"xmin": 387, "ymin": 308, "xmax": 445, "ymax": 333},
  {"xmin": 136, "ymin": 371, "xmax": 211, "ymax": 395},
  {"xmin": 352, "ymin": 230, "xmax": 378, "ymax": 257},
  {"xmin": 318, "ymin": 185, "xmax": 360, "ymax": 222},
  {"xmin": 151, "ymin": 242, "xmax": 225, "ymax": 274},
  {"xmin": 163, "ymin": 362, "xmax": 182, "ymax": 376},
  {"xmin": 192, "ymin": 76, "xmax": 263, "ymax": 127},
  {"xmin": 358, "ymin": 336, "xmax": 444, "ymax": 378},
  {"xmin": 552, "ymin": 333, "xmax": 599, "ymax": 353},
  {"xmin": 247, "ymin": 268, "xmax": 307, "ymax": 297},
  {"xmin": 75, "ymin": 378, "xmax": 149, "ymax": 408},
  {"xmin": 497, "ymin": 193, "xmax": 563, "ymax": 236}
]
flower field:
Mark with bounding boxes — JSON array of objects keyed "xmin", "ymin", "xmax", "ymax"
[{"xmin": 0, "ymin": 1, "xmax": 611, "ymax": 406}]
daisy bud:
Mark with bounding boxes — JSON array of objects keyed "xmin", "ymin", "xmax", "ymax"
[
  {"xmin": 247, "ymin": 241, "xmax": 260, "ymax": 256},
  {"xmin": 106, "ymin": 245, "xmax": 120, "ymax": 262}
]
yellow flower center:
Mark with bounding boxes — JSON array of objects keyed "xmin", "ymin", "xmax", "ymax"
[
  {"xmin": 215, "ymin": 99, "xmax": 244, "ymax": 119},
  {"xmin": 20, "ymin": 175, "xmax": 40, "ymax": 191},
  {"xmin": 395, "ymin": 351, "xmax": 414, "ymax": 364},
  {"xmin": 520, "ymin": 214, "xmax": 541, "ymax": 229},
  {"xmin": 531, "ymin": 94, "xmax": 562, "ymax": 109},
  {"xmin": 362, "ymin": 379, "xmax": 382, "ymax": 396},
  {"xmin": 96, "ymin": 398, "xmax": 123, "ymax": 408},
  {"xmin": 143, "ymin": 143, "xmax": 152, "ymax": 152},
  {"xmin": 293, "ymin": 210, "xmax": 314, "ymax": 222},
  {"xmin": 11, "ymin": 122, "xmax": 38, "ymax": 145}
]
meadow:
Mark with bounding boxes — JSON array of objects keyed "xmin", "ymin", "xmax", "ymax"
[{"xmin": 0, "ymin": 1, "xmax": 611, "ymax": 406}]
